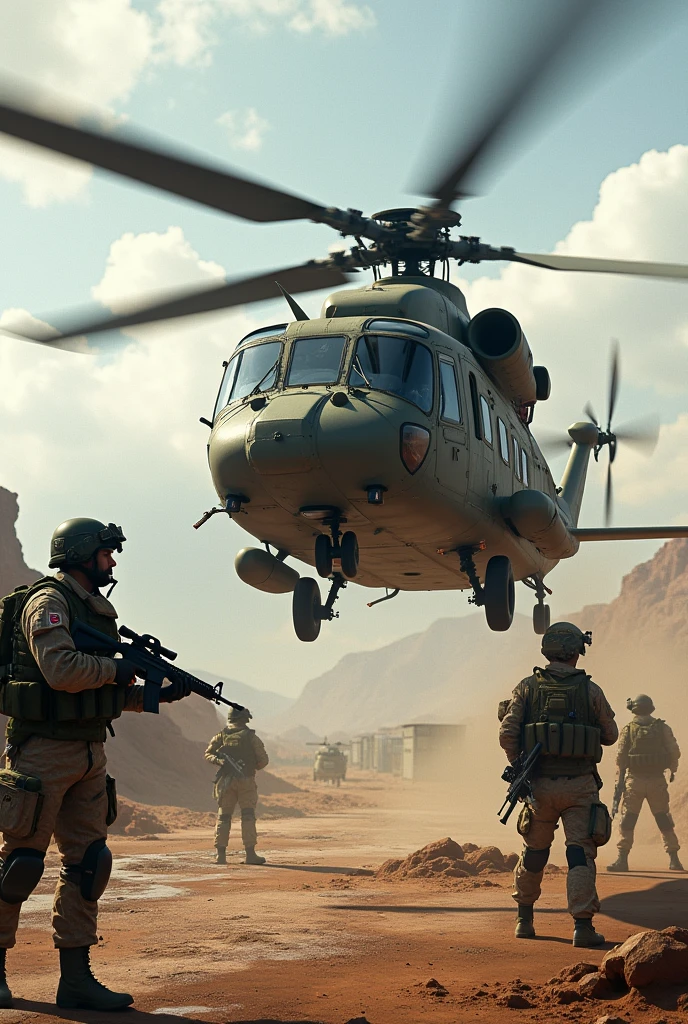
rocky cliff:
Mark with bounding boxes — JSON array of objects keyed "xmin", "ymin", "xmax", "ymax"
[{"xmin": 0, "ymin": 488, "xmax": 40, "ymax": 594}]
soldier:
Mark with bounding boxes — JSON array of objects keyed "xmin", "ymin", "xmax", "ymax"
[
  {"xmin": 205, "ymin": 707, "xmax": 269, "ymax": 866},
  {"xmin": 607, "ymin": 694, "xmax": 683, "ymax": 872},
  {"xmin": 0, "ymin": 519, "xmax": 190, "ymax": 1010},
  {"xmin": 500, "ymin": 622, "xmax": 618, "ymax": 948}
]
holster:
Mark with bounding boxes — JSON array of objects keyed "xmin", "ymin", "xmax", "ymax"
[
  {"xmin": 105, "ymin": 774, "xmax": 118, "ymax": 826},
  {"xmin": 0, "ymin": 768, "xmax": 44, "ymax": 839}
]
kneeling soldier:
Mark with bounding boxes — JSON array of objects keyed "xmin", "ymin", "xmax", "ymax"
[
  {"xmin": 205, "ymin": 707, "xmax": 269, "ymax": 865},
  {"xmin": 608, "ymin": 694, "xmax": 683, "ymax": 872},
  {"xmin": 500, "ymin": 622, "xmax": 618, "ymax": 947}
]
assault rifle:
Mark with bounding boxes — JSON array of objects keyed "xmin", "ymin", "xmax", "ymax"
[
  {"xmin": 71, "ymin": 620, "xmax": 246, "ymax": 715},
  {"xmin": 498, "ymin": 742, "xmax": 542, "ymax": 825},
  {"xmin": 215, "ymin": 753, "xmax": 246, "ymax": 781},
  {"xmin": 611, "ymin": 767, "xmax": 626, "ymax": 818}
]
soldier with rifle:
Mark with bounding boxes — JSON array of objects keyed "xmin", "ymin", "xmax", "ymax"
[
  {"xmin": 499, "ymin": 622, "xmax": 618, "ymax": 948},
  {"xmin": 205, "ymin": 707, "xmax": 269, "ymax": 866},
  {"xmin": 607, "ymin": 694, "xmax": 683, "ymax": 872}
]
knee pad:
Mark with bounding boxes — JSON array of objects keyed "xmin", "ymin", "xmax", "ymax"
[
  {"xmin": 218, "ymin": 813, "xmax": 232, "ymax": 822},
  {"xmin": 522, "ymin": 846, "xmax": 550, "ymax": 873},
  {"xmin": 0, "ymin": 848, "xmax": 45, "ymax": 905},
  {"xmin": 566, "ymin": 845, "xmax": 587, "ymax": 869},
  {"xmin": 241, "ymin": 808, "xmax": 256, "ymax": 822},
  {"xmin": 60, "ymin": 838, "xmax": 112, "ymax": 902},
  {"xmin": 654, "ymin": 812, "xmax": 674, "ymax": 832},
  {"xmin": 621, "ymin": 811, "xmax": 639, "ymax": 831}
]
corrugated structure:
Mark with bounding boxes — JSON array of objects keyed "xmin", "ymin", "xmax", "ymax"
[
  {"xmin": 402, "ymin": 723, "xmax": 464, "ymax": 781},
  {"xmin": 373, "ymin": 729, "xmax": 404, "ymax": 775}
]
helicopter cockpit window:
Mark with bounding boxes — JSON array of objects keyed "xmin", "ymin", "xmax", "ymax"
[
  {"xmin": 350, "ymin": 335, "xmax": 434, "ymax": 413},
  {"xmin": 214, "ymin": 340, "xmax": 282, "ymax": 417},
  {"xmin": 365, "ymin": 319, "xmax": 429, "ymax": 338},
  {"xmin": 287, "ymin": 335, "xmax": 346, "ymax": 386},
  {"xmin": 479, "ymin": 395, "xmax": 493, "ymax": 445},
  {"xmin": 439, "ymin": 358, "xmax": 461, "ymax": 423}
]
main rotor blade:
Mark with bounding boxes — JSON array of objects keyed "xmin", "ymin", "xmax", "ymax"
[
  {"xmin": 6, "ymin": 263, "xmax": 350, "ymax": 344},
  {"xmin": 509, "ymin": 251, "xmax": 688, "ymax": 282},
  {"xmin": 607, "ymin": 340, "xmax": 620, "ymax": 430},
  {"xmin": 424, "ymin": 0, "xmax": 598, "ymax": 207},
  {"xmin": 0, "ymin": 99, "xmax": 327, "ymax": 224}
]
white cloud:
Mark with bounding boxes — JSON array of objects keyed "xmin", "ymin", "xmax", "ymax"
[
  {"xmin": 0, "ymin": 0, "xmax": 154, "ymax": 205},
  {"xmin": 216, "ymin": 107, "xmax": 270, "ymax": 152}
]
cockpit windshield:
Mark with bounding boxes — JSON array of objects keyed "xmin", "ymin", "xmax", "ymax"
[
  {"xmin": 286, "ymin": 335, "xmax": 346, "ymax": 386},
  {"xmin": 350, "ymin": 334, "xmax": 434, "ymax": 413},
  {"xmin": 214, "ymin": 340, "xmax": 281, "ymax": 418}
]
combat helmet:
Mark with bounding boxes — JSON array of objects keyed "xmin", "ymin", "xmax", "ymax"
[
  {"xmin": 49, "ymin": 519, "xmax": 126, "ymax": 569},
  {"xmin": 541, "ymin": 621, "xmax": 592, "ymax": 661},
  {"xmin": 228, "ymin": 705, "xmax": 252, "ymax": 723},
  {"xmin": 627, "ymin": 694, "xmax": 655, "ymax": 715}
]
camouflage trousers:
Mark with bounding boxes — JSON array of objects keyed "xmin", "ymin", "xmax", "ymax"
[
  {"xmin": 617, "ymin": 773, "xmax": 680, "ymax": 853},
  {"xmin": 215, "ymin": 777, "xmax": 259, "ymax": 850},
  {"xmin": 0, "ymin": 737, "xmax": 108, "ymax": 948},
  {"xmin": 513, "ymin": 774, "xmax": 601, "ymax": 920}
]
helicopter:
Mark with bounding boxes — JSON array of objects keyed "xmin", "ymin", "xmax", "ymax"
[
  {"xmin": 1, "ymin": 2, "xmax": 688, "ymax": 643},
  {"xmin": 307, "ymin": 739, "xmax": 348, "ymax": 787}
]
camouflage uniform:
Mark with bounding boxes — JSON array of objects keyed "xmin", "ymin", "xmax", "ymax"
[
  {"xmin": 615, "ymin": 714, "xmax": 681, "ymax": 857},
  {"xmin": 0, "ymin": 572, "xmax": 144, "ymax": 950},
  {"xmin": 500, "ymin": 661, "xmax": 618, "ymax": 921},
  {"xmin": 205, "ymin": 723, "xmax": 269, "ymax": 853}
]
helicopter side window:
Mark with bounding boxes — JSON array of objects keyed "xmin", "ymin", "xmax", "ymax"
[
  {"xmin": 214, "ymin": 340, "xmax": 282, "ymax": 417},
  {"xmin": 439, "ymin": 358, "xmax": 461, "ymax": 424},
  {"xmin": 521, "ymin": 448, "xmax": 529, "ymax": 486},
  {"xmin": 468, "ymin": 373, "xmax": 481, "ymax": 439},
  {"xmin": 512, "ymin": 437, "xmax": 521, "ymax": 480},
  {"xmin": 287, "ymin": 335, "xmax": 346, "ymax": 386},
  {"xmin": 498, "ymin": 418, "xmax": 510, "ymax": 464},
  {"xmin": 351, "ymin": 335, "xmax": 434, "ymax": 413},
  {"xmin": 479, "ymin": 395, "xmax": 493, "ymax": 446}
]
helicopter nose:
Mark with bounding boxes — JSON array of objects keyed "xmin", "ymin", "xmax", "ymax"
[{"xmin": 247, "ymin": 392, "xmax": 320, "ymax": 476}]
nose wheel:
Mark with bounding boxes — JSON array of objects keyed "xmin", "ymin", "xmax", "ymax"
[
  {"xmin": 523, "ymin": 575, "xmax": 552, "ymax": 635},
  {"xmin": 314, "ymin": 513, "xmax": 359, "ymax": 580},
  {"xmin": 292, "ymin": 573, "xmax": 348, "ymax": 643},
  {"xmin": 484, "ymin": 555, "xmax": 515, "ymax": 632}
]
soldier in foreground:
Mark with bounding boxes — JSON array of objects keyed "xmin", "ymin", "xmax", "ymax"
[
  {"xmin": 607, "ymin": 694, "xmax": 683, "ymax": 872},
  {"xmin": 0, "ymin": 519, "xmax": 191, "ymax": 1011},
  {"xmin": 205, "ymin": 706, "xmax": 269, "ymax": 865},
  {"xmin": 500, "ymin": 622, "xmax": 618, "ymax": 948}
]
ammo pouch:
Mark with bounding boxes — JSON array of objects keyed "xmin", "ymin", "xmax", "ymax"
[
  {"xmin": 0, "ymin": 769, "xmax": 43, "ymax": 839},
  {"xmin": 0, "ymin": 680, "xmax": 126, "ymax": 723},
  {"xmin": 517, "ymin": 803, "xmax": 532, "ymax": 837},
  {"xmin": 589, "ymin": 801, "xmax": 612, "ymax": 847},
  {"xmin": 627, "ymin": 752, "xmax": 671, "ymax": 772},
  {"xmin": 105, "ymin": 775, "xmax": 117, "ymax": 827},
  {"xmin": 524, "ymin": 721, "xmax": 602, "ymax": 763}
]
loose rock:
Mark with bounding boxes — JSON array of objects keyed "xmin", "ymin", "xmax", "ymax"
[{"xmin": 602, "ymin": 929, "xmax": 688, "ymax": 988}]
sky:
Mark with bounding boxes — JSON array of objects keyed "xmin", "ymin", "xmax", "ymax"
[{"xmin": 0, "ymin": 0, "xmax": 687, "ymax": 699}]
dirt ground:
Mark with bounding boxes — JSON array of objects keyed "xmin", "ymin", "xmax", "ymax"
[{"xmin": 6, "ymin": 768, "xmax": 688, "ymax": 1024}]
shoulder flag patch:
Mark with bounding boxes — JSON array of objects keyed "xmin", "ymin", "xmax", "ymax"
[{"xmin": 49, "ymin": 612, "xmax": 62, "ymax": 626}]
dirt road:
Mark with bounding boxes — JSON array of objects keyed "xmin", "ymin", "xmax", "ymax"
[{"xmin": 6, "ymin": 770, "xmax": 688, "ymax": 1024}]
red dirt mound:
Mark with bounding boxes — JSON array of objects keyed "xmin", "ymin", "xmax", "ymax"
[{"xmin": 377, "ymin": 837, "xmax": 519, "ymax": 883}]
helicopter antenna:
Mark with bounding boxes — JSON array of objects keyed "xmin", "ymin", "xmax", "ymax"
[{"xmin": 276, "ymin": 282, "xmax": 309, "ymax": 321}]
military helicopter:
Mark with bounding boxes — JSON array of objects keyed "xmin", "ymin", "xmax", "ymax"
[
  {"xmin": 307, "ymin": 739, "xmax": 348, "ymax": 787},
  {"xmin": 2, "ymin": 2, "xmax": 688, "ymax": 643}
]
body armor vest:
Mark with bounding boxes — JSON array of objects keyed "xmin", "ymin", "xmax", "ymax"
[
  {"xmin": 0, "ymin": 576, "xmax": 125, "ymax": 743},
  {"xmin": 217, "ymin": 726, "xmax": 258, "ymax": 775},
  {"xmin": 522, "ymin": 667, "xmax": 602, "ymax": 777},
  {"xmin": 626, "ymin": 718, "xmax": 672, "ymax": 772}
]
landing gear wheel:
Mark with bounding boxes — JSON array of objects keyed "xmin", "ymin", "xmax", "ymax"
[
  {"xmin": 484, "ymin": 555, "xmax": 515, "ymax": 632},
  {"xmin": 292, "ymin": 577, "xmax": 322, "ymax": 642},
  {"xmin": 533, "ymin": 603, "xmax": 550, "ymax": 635},
  {"xmin": 314, "ymin": 534, "xmax": 333, "ymax": 578},
  {"xmin": 340, "ymin": 531, "xmax": 359, "ymax": 579}
]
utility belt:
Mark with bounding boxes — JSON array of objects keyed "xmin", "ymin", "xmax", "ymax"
[
  {"xmin": 523, "ymin": 721, "xmax": 602, "ymax": 763},
  {"xmin": 0, "ymin": 678, "xmax": 126, "ymax": 723},
  {"xmin": 627, "ymin": 752, "xmax": 672, "ymax": 771}
]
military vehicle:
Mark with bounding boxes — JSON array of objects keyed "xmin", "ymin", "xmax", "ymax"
[
  {"xmin": 2, "ymin": 2, "xmax": 688, "ymax": 643},
  {"xmin": 307, "ymin": 740, "xmax": 348, "ymax": 786}
]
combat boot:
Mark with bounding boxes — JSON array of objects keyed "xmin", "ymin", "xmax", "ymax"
[
  {"xmin": 606, "ymin": 851, "xmax": 629, "ymax": 872},
  {"xmin": 573, "ymin": 918, "xmax": 605, "ymax": 948},
  {"xmin": 514, "ymin": 905, "xmax": 535, "ymax": 939},
  {"xmin": 669, "ymin": 852, "xmax": 685, "ymax": 871},
  {"xmin": 0, "ymin": 949, "xmax": 13, "ymax": 1009},
  {"xmin": 56, "ymin": 947, "xmax": 134, "ymax": 1010},
  {"xmin": 244, "ymin": 847, "xmax": 266, "ymax": 865},
  {"xmin": 215, "ymin": 847, "xmax": 227, "ymax": 865}
]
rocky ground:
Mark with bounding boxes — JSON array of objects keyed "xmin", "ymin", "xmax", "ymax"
[{"xmin": 5, "ymin": 768, "xmax": 688, "ymax": 1024}]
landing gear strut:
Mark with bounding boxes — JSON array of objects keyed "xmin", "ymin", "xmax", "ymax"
[
  {"xmin": 292, "ymin": 573, "xmax": 348, "ymax": 643},
  {"xmin": 524, "ymin": 575, "xmax": 551, "ymax": 635},
  {"xmin": 314, "ymin": 512, "xmax": 359, "ymax": 580},
  {"xmin": 456, "ymin": 546, "xmax": 515, "ymax": 632}
]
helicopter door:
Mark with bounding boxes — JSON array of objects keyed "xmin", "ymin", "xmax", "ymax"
[
  {"xmin": 467, "ymin": 374, "xmax": 495, "ymax": 513},
  {"xmin": 436, "ymin": 355, "xmax": 468, "ymax": 496}
]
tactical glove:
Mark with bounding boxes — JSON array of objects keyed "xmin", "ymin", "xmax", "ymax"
[
  {"xmin": 113, "ymin": 658, "xmax": 137, "ymax": 686},
  {"xmin": 159, "ymin": 676, "xmax": 192, "ymax": 703}
]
